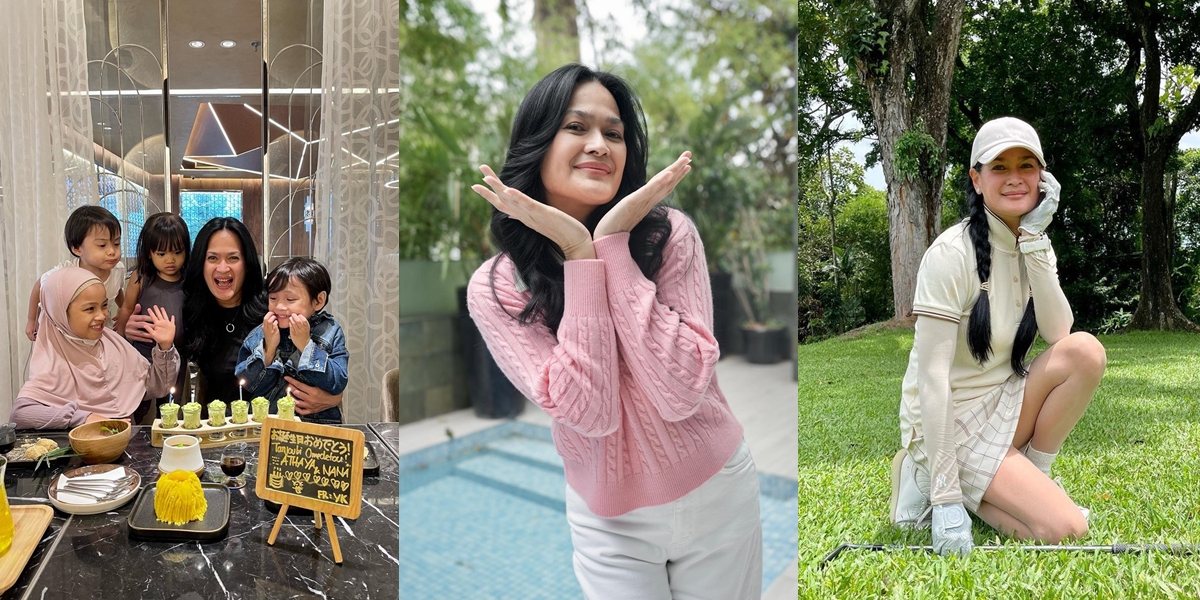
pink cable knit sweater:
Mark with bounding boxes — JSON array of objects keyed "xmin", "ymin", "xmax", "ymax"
[{"xmin": 467, "ymin": 209, "xmax": 744, "ymax": 517}]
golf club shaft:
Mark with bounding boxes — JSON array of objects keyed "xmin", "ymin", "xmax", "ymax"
[{"xmin": 820, "ymin": 542, "xmax": 1198, "ymax": 567}]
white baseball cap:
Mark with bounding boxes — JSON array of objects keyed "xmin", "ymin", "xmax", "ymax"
[{"xmin": 970, "ymin": 117, "xmax": 1045, "ymax": 167}]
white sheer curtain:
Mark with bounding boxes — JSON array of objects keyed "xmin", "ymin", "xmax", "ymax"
[
  {"xmin": 314, "ymin": 0, "xmax": 399, "ymax": 423},
  {"xmin": 0, "ymin": 0, "xmax": 99, "ymax": 417}
]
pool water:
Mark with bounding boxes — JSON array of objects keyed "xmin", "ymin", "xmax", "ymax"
[{"xmin": 400, "ymin": 422, "xmax": 797, "ymax": 599}]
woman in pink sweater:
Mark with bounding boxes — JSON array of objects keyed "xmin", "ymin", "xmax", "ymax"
[{"xmin": 467, "ymin": 64, "xmax": 761, "ymax": 599}]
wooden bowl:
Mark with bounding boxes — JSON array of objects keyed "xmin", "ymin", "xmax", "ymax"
[{"xmin": 69, "ymin": 420, "xmax": 132, "ymax": 464}]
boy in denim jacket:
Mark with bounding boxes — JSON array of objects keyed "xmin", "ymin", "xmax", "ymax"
[{"xmin": 236, "ymin": 258, "xmax": 348, "ymax": 424}]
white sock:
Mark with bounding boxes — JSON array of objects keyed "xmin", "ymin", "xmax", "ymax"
[{"xmin": 1022, "ymin": 442, "xmax": 1057, "ymax": 478}]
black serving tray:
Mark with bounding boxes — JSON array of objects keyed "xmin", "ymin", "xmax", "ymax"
[
  {"xmin": 4, "ymin": 432, "xmax": 74, "ymax": 469},
  {"xmin": 127, "ymin": 482, "xmax": 231, "ymax": 542}
]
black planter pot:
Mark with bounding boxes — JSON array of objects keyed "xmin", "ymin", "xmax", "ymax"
[
  {"xmin": 742, "ymin": 325, "xmax": 785, "ymax": 364},
  {"xmin": 710, "ymin": 271, "xmax": 736, "ymax": 358},
  {"xmin": 458, "ymin": 288, "xmax": 524, "ymax": 419}
]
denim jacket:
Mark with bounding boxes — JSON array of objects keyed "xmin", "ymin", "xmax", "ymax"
[{"xmin": 234, "ymin": 311, "xmax": 348, "ymax": 423}]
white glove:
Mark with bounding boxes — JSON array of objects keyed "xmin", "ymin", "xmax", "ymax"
[
  {"xmin": 1019, "ymin": 170, "xmax": 1061, "ymax": 238},
  {"xmin": 932, "ymin": 502, "xmax": 974, "ymax": 557}
]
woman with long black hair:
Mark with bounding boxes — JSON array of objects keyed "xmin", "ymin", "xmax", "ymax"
[
  {"xmin": 128, "ymin": 217, "xmax": 344, "ymax": 417},
  {"xmin": 467, "ymin": 64, "xmax": 762, "ymax": 598},
  {"xmin": 889, "ymin": 117, "xmax": 1107, "ymax": 556}
]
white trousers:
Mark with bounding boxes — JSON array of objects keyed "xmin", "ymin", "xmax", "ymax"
[{"xmin": 565, "ymin": 439, "xmax": 763, "ymax": 600}]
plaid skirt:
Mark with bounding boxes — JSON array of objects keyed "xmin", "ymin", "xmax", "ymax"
[{"xmin": 907, "ymin": 373, "xmax": 1025, "ymax": 512}]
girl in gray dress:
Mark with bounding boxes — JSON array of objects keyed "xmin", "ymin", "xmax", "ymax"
[{"xmin": 116, "ymin": 212, "xmax": 190, "ymax": 422}]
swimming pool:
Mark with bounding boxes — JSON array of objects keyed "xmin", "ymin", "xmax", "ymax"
[{"xmin": 400, "ymin": 421, "xmax": 798, "ymax": 599}]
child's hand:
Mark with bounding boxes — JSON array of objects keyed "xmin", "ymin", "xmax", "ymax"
[
  {"xmin": 146, "ymin": 305, "xmax": 176, "ymax": 350},
  {"xmin": 263, "ymin": 313, "xmax": 281, "ymax": 349},
  {"xmin": 25, "ymin": 319, "xmax": 37, "ymax": 341},
  {"xmin": 288, "ymin": 314, "xmax": 310, "ymax": 351}
]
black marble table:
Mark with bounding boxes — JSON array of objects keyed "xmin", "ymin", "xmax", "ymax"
[
  {"xmin": 2, "ymin": 424, "xmax": 398, "ymax": 600},
  {"xmin": 368, "ymin": 423, "xmax": 399, "ymax": 458}
]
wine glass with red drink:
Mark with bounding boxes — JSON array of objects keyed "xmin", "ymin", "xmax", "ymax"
[{"xmin": 220, "ymin": 443, "xmax": 247, "ymax": 489}]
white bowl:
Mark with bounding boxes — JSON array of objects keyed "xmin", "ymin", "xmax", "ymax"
[
  {"xmin": 47, "ymin": 464, "xmax": 141, "ymax": 515},
  {"xmin": 159, "ymin": 435, "xmax": 205, "ymax": 474}
]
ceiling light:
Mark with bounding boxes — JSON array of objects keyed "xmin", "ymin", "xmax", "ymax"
[
  {"xmin": 189, "ymin": 40, "xmax": 205, "ymax": 48},
  {"xmin": 220, "ymin": 40, "xmax": 236, "ymax": 48}
]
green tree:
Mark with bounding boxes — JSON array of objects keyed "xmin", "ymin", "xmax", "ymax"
[
  {"xmin": 399, "ymin": 0, "xmax": 489, "ymax": 260},
  {"xmin": 1078, "ymin": 0, "xmax": 1200, "ymax": 330},
  {"xmin": 949, "ymin": 0, "xmax": 1141, "ymax": 330},
  {"xmin": 534, "ymin": 0, "xmax": 580, "ymax": 75},
  {"xmin": 820, "ymin": 0, "xmax": 967, "ymax": 320},
  {"xmin": 626, "ymin": 0, "xmax": 796, "ymax": 265},
  {"xmin": 799, "ymin": 149, "xmax": 891, "ymax": 341},
  {"xmin": 1171, "ymin": 149, "xmax": 1200, "ymax": 321}
]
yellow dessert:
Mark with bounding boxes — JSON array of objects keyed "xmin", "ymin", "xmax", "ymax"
[{"xmin": 154, "ymin": 470, "xmax": 207, "ymax": 525}]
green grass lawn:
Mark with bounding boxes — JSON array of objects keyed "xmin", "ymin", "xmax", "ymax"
[{"xmin": 797, "ymin": 328, "xmax": 1200, "ymax": 599}]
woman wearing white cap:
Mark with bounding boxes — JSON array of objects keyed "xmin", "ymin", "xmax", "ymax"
[{"xmin": 887, "ymin": 117, "xmax": 1107, "ymax": 556}]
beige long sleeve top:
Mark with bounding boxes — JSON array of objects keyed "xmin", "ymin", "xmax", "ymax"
[{"xmin": 900, "ymin": 207, "xmax": 1072, "ymax": 506}]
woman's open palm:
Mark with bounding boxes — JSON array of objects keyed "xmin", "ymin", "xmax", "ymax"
[
  {"xmin": 473, "ymin": 165, "xmax": 595, "ymax": 260},
  {"xmin": 593, "ymin": 152, "xmax": 691, "ymax": 239}
]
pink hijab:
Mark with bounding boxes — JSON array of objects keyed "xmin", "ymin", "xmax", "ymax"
[{"xmin": 18, "ymin": 267, "xmax": 148, "ymax": 418}]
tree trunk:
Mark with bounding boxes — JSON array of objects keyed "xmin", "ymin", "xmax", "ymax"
[
  {"xmin": 1123, "ymin": 0, "xmax": 1199, "ymax": 331},
  {"xmin": 1130, "ymin": 143, "xmax": 1199, "ymax": 330},
  {"xmin": 884, "ymin": 177, "xmax": 938, "ymax": 319},
  {"xmin": 854, "ymin": 0, "xmax": 964, "ymax": 319},
  {"xmin": 824, "ymin": 148, "xmax": 838, "ymax": 291},
  {"xmin": 534, "ymin": 0, "xmax": 579, "ymax": 75}
]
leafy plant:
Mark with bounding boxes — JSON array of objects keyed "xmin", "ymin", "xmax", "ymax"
[
  {"xmin": 893, "ymin": 122, "xmax": 942, "ymax": 182},
  {"xmin": 725, "ymin": 206, "xmax": 778, "ymax": 328},
  {"xmin": 1098, "ymin": 309, "xmax": 1133, "ymax": 334}
]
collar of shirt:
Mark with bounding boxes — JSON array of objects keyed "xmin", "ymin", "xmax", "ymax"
[{"xmin": 984, "ymin": 206, "xmax": 1020, "ymax": 254}]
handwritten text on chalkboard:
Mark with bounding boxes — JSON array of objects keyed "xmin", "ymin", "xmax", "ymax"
[{"xmin": 266, "ymin": 429, "xmax": 354, "ymax": 505}]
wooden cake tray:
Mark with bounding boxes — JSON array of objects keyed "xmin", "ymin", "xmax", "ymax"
[
  {"xmin": 0, "ymin": 505, "xmax": 55, "ymax": 594},
  {"xmin": 150, "ymin": 414, "xmax": 302, "ymax": 449}
]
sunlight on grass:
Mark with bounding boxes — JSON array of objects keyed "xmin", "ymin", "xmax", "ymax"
[{"xmin": 797, "ymin": 330, "xmax": 1200, "ymax": 599}]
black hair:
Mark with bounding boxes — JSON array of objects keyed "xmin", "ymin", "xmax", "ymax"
[
  {"xmin": 182, "ymin": 217, "xmax": 267, "ymax": 357},
  {"xmin": 266, "ymin": 257, "xmax": 331, "ymax": 306},
  {"xmin": 489, "ymin": 63, "xmax": 672, "ymax": 334},
  {"xmin": 964, "ymin": 166, "xmax": 1039, "ymax": 376},
  {"xmin": 65, "ymin": 205, "xmax": 121, "ymax": 256},
  {"xmin": 135, "ymin": 212, "xmax": 191, "ymax": 285}
]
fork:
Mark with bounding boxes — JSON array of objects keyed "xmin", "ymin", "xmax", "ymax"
[
  {"xmin": 56, "ymin": 486, "xmax": 130, "ymax": 501},
  {"xmin": 62, "ymin": 474, "xmax": 137, "ymax": 488}
]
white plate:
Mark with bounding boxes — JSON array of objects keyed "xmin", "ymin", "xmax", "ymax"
[{"xmin": 47, "ymin": 464, "xmax": 141, "ymax": 515}]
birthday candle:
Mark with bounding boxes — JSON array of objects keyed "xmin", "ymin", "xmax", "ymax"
[
  {"xmin": 169, "ymin": 386, "xmax": 175, "ymax": 404},
  {"xmin": 239, "ymin": 379, "xmax": 245, "ymax": 403}
]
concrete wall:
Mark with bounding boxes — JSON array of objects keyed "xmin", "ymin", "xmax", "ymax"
[{"xmin": 397, "ymin": 313, "xmax": 469, "ymax": 425}]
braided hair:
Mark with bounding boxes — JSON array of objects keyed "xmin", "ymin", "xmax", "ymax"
[{"xmin": 964, "ymin": 166, "xmax": 1039, "ymax": 377}]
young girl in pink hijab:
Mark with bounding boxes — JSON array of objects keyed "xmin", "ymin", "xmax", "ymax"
[{"xmin": 11, "ymin": 267, "xmax": 180, "ymax": 429}]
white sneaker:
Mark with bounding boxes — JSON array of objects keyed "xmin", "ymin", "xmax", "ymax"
[{"xmin": 890, "ymin": 449, "xmax": 931, "ymax": 529}]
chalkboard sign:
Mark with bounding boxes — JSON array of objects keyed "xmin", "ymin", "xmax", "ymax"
[{"xmin": 256, "ymin": 417, "xmax": 364, "ymax": 519}]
